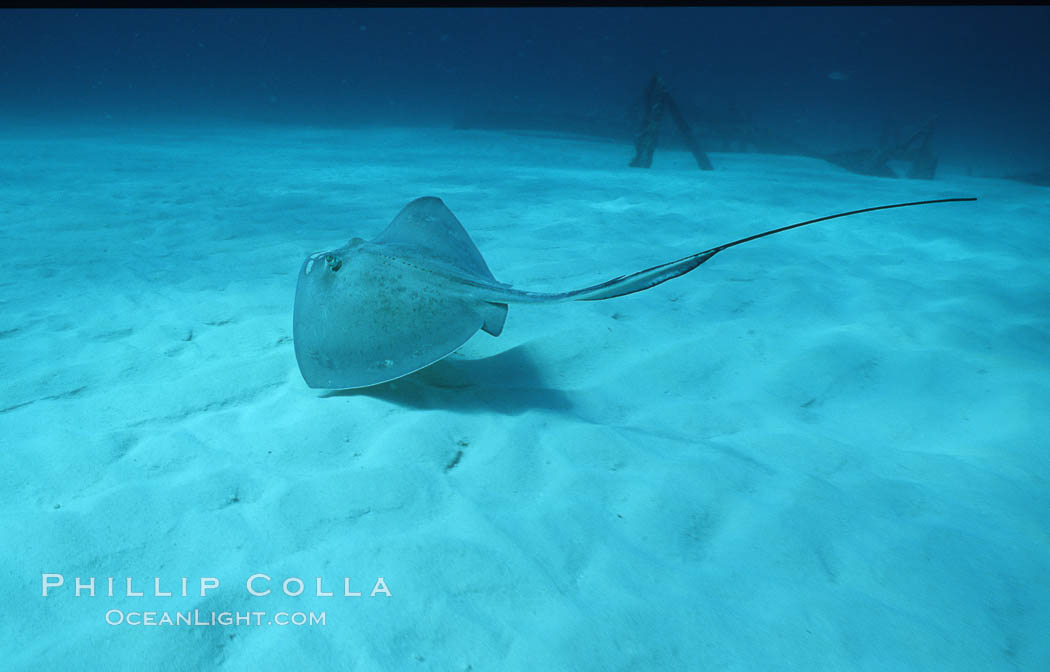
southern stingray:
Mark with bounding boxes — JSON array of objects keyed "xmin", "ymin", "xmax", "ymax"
[{"xmin": 293, "ymin": 196, "xmax": 975, "ymax": 389}]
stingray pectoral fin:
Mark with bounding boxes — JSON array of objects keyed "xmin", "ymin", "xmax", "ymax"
[
  {"xmin": 292, "ymin": 247, "xmax": 486, "ymax": 390},
  {"xmin": 480, "ymin": 302, "xmax": 509, "ymax": 336}
]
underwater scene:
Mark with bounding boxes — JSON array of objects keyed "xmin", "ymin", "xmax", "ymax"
[{"xmin": 1, "ymin": 7, "xmax": 1048, "ymax": 671}]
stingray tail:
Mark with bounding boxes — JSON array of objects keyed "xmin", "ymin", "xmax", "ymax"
[
  {"xmin": 504, "ymin": 197, "xmax": 977, "ymax": 304},
  {"xmin": 564, "ymin": 249, "xmax": 722, "ymax": 301}
]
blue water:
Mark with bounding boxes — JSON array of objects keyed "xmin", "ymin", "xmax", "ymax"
[
  {"xmin": 3, "ymin": 7, "xmax": 1049, "ymax": 172},
  {"xmin": 2, "ymin": 8, "xmax": 1048, "ymax": 672}
]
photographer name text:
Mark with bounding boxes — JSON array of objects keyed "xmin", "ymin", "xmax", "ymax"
[{"xmin": 41, "ymin": 573, "xmax": 391, "ymax": 598}]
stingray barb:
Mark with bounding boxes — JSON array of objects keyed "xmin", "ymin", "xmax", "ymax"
[{"xmin": 292, "ymin": 196, "xmax": 976, "ymax": 390}]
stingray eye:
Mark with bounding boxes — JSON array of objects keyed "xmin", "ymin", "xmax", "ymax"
[{"xmin": 325, "ymin": 255, "xmax": 342, "ymax": 272}]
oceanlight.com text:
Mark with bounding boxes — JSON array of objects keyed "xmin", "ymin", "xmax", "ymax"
[{"xmin": 105, "ymin": 609, "xmax": 327, "ymax": 627}]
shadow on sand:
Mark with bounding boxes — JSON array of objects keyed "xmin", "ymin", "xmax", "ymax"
[{"xmin": 320, "ymin": 344, "xmax": 573, "ymax": 415}]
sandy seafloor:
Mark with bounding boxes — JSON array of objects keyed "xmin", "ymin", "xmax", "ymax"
[{"xmin": 1, "ymin": 123, "xmax": 1047, "ymax": 671}]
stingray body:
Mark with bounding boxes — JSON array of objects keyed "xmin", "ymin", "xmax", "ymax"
[{"xmin": 293, "ymin": 196, "xmax": 974, "ymax": 390}]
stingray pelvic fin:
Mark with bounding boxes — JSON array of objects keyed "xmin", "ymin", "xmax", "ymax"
[{"xmin": 481, "ymin": 302, "xmax": 509, "ymax": 337}]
